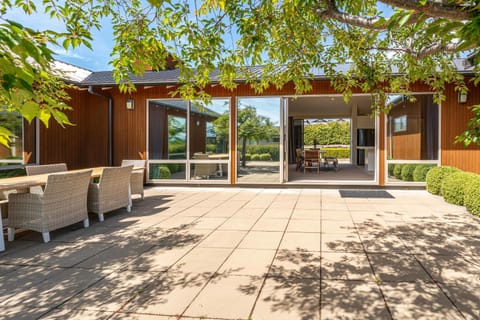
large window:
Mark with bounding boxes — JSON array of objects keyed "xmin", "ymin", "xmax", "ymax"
[
  {"xmin": 190, "ymin": 99, "xmax": 230, "ymax": 180},
  {"xmin": 386, "ymin": 94, "xmax": 439, "ymax": 183},
  {"xmin": 148, "ymin": 100, "xmax": 187, "ymax": 180},
  {"xmin": 237, "ymin": 97, "xmax": 281, "ymax": 183},
  {"xmin": 148, "ymin": 99, "xmax": 230, "ymax": 182},
  {"xmin": 0, "ymin": 110, "xmax": 23, "ymax": 165}
]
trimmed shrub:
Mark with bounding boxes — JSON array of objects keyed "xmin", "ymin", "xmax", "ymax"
[
  {"xmin": 465, "ymin": 176, "xmax": 480, "ymax": 217},
  {"xmin": 159, "ymin": 166, "xmax": 171, "ymax": 179},
  {"xmin": 413, "ymin": 164, "xmax": 434, "ymax": 182},
  {"xmin": 166, "ymin": 163, "xmax": 180, "ymax": 174},
  {"xmin": 251, "ymin": 154, "xmax": 261, "ymax": 161},
  {"xmin": 244, "ymin": 153, "xmax": 251, "ymax": 161},
  {"xmin": 393, "ymin": 164, "xmax": 404, "ymax": 179},
  {"xmin": 400, "ymin": 164, "xmax": 416, "ymax": 181},
  {"xmin": 441, "ymin": 171, "xmax": 477, "ymax": 205},
  {"xmin": 259, "ymin": 153, "xmax": 272, "ymax": 161},
  {"xmin": 388, "ymin": 163, "xmax": 395, "ymax": 177},
  {"xmin": 426, "ymin": 166, "xmax": 460, "ymax": 195}
]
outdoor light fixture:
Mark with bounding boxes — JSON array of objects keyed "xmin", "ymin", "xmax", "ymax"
[
  {"xmin": 458, "ymin": 91, "xmax": 468, "ymax": 104},
  {"xmin": 126, "ymin": 98, "xmax": 135, "ymax": 110}
]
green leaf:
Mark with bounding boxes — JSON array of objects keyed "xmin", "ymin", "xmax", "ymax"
[{"xmin": 21, "ymin": 101, "xmax": 39, "ymax": 123}]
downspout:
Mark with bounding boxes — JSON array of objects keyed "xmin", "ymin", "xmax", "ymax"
[{"xmin": 87, "ymin": 86, "xmax": 113, "ymax": 166}]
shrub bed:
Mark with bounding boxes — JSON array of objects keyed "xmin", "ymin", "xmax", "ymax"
[
  {"xmin": 393, "ymin": 164, "xmax": 404, "ymax": 179},
  {"xmin": 441, "ymin": 171, "xmax": 477, "ymax": 205},
  {"xmin": 465, "ymin": 176, "xmax": 480, "ymax": 216},
  {"xmin": 413, "ymin": 164, "xmax": 434, "ymax": 182},
  {"xmin": 245, "ymin": 145, "xmax": 279, "ymax": 161},
  {"xmin": 259, "ymin": 153, "xmax": 272, "ymax": 161},
  {"xmin": 426, "ymin": 166, "xmax": 460, "ymax": 195},
  {"xmin": 0, "ymin": 168, "xmax": 26, "ymax": 178},
  {"xmin": 400, "ymin": 164, "xmax": 416, "ymax": 181}
]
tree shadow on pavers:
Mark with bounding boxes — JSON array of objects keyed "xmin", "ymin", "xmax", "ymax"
[
  {"xmin": 137, "ymin": 222, "xmax": 207, "ymax": 247},
  {"xmin": 344, "ymin": 218, "xmax": 480, "ymax": 319},
  {"xmin": 251, "ymin": 249, "xmax": 320, "ymax": 320},
  {"xmin": 1, "ymin": 267, "xmax": 107, "ymax": 320}
]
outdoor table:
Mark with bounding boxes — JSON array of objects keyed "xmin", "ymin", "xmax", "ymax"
[{"xmin": 0, "ymin": 166, "xmax": 143, "ymax": 251}]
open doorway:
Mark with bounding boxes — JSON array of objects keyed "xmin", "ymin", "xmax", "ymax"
[{"xmin": 286, "ymin": 95, "xmax": 376, "ymax": 183}]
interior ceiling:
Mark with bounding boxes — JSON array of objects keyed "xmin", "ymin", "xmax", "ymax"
[{"xmin": 288, "ymin": 95, "xmax": 373, "ymax": 118}]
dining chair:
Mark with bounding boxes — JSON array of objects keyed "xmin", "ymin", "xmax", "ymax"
[
  {"xmin": 192, "ymin": 153, "xmax": 217, "ymax": 179},
  {"xmin": 7, "ymin": 170, "xmax": 92, "ymax": 243},
  {"xmin": 25, "ymin": 163, "xmax": 68, "ymax": 175},
  {"xmin": 87, "ymin": 165, "xmax": 133, "ymax": 222},
  {"xmin": 121, "ymin": 159, "xmax": 146, "ymax": 200},
  {"xmin": 25, "ymin": 163, "xmax": 68, "ymax": 193},
  {"xmin": 295, "ymin": 148, "xmax": 304, "ymax": 171},
  {"xmin": 304, "ymin": 150, "xmax": 320, "ymax": 174}
]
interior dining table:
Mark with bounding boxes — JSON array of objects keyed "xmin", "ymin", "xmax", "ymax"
[{"xmin": 0, "ymin": 166, "xmax": 143, "ymax": 252}]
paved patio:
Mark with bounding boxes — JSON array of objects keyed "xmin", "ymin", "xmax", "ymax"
[{"xmin": 1, "ymin": 187, "xmax": 480, "ymax": 319}]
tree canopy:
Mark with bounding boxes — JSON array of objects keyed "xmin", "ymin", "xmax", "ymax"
[{"xmin": 2, "ymin": 0, "xmax": 480, "ymax": 147}]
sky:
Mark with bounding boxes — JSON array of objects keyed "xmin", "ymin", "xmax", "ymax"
[{"xmin": 5, "ymin": 2, "xmax": 394, "ymax": 72}]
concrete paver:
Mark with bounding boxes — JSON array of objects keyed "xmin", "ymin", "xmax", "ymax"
[{"xmin": 0, "ymin": 187, "xmax": 478, "ymax": 319}]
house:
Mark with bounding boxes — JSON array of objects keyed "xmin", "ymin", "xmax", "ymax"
[{"xmin": 3, "ymin": 59, "xmax": 479, "ymax": 186}]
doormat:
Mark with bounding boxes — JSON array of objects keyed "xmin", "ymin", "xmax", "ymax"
[{"xmin": 339, "ymin": 190, "xmax": 395, "ymax": 199}]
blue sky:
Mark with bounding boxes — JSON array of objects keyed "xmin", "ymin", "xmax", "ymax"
[{"xmin": 6, "ymin": 2, "xmax": 394, "ymax": 72}]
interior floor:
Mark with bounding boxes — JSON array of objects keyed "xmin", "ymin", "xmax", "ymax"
[{"xmin": 287, "ymin": 162, "xmax": 374, "ymax": 183}]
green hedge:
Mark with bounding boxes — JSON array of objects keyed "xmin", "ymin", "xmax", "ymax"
[
  {"xmin": 426, "ymin": 166, "xmax": 460, "ymax": 195},
  {"xmin": 320, "ymin": 148, "xmax": 350, "ymax": 159},
  {"xmin": 245, "ymin": 145, "xmax": 279, "ymax": 161},
  {"xmin": 393, "ymin": 164, "xmax": 404, "ymax": 179},
  {"xmin": 465, "ymin": 176, "xmax": 480, "ymax": 216},
  {"xmin": 441, "ymin": 171, "xmax": 477, "ymax": 206},
  {"xmin": 259, "ymin": 153, "xmax": 272, "ymax": 161},
  {"xmin": 388, "ymin": 163, "xmax": 395, "ymax": 177},
  {"xmin": 400, "ymin": 164, "xmax": 416, "ymax": 181},
  {"xmin": 413, "ymin": 164, "xmax": 434, "ymax": 182},
  {"xmin": 0, "ymin": 168, "xmax": 26, "ymax": 178}
]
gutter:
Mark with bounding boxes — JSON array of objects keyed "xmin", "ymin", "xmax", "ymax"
[{"xmin": 87, "ymin": 86, "xmax": 113, "ymax": 166}]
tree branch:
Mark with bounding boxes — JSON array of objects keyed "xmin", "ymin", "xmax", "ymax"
[
  {"xmin": 316, "ymin": 0, "xmax": 422, "ymax": 30},
  {"xmin": 316, "ymin": 0, "xmax": 472, "ymax": 32},
  {"xmin": 379, "ymin": 0, "xmax": 472, "ymax": 21},
  {"xmin": 365, "ymin": 42, "xmax": 475, "ymax": 58}
]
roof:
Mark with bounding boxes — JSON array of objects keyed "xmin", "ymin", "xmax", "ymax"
[
  {"xmin": 72, "ymin": 59, "xmax": 476, "ymax": 87},
  {"xmin": 52, "ymin": 60, "xmax": 92, "ymax": 83}
]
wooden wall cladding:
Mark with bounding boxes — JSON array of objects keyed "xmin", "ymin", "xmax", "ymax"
[
  {"xmin": 441, "ymin": 81, "xmax": 480, "ymax": 174},
  {"xmin": 35, "ymin": 78, "xmax": 480, "ymax": 177},
  {"xmin": 39, "ymin": 88, "xmax": 109, "ymax": 169}
]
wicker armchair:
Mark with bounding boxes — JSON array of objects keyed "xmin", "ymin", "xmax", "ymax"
[
  {"xmin": 121, "ymin": 159, "xmax": 145, "ymax": 200},
  {"xmin": 25, "ymin": 163, "xmax": 68, "ymax": 175},
  {"xmin": 88, "ymin": 166, "xmax": 133, "ymax": 222},
  {"xmin": 0, "ymin": 192, "xmax": 9, "ymax": 251},
  {"xmin": 25, "ymin": 163, "xmax": 68, "ymax": 193},
  {"xmin": 7, "ymin": 170, "xmax": 92, "ymax": 243}
]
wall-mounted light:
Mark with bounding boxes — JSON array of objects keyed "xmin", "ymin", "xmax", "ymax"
[
  {"xmin": 126, "ymin": 98, "xmax": 135, "ymax": 110},
  {"xmin": 458, "ymin": 91, "xmax": 468, "ymax": 104}
]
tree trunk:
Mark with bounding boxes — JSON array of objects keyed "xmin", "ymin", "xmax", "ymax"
[{"xmin": 242, "ymin": 137, "xmax": 247, "ymax": 167}]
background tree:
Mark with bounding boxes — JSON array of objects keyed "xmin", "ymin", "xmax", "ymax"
[
  {"xmin": 237, "ymin": 106, "xmax": 276, "ymax": 167},
  {"xmin": 2, "ymin": 1, "xmax": 480, "ymax": 147}
]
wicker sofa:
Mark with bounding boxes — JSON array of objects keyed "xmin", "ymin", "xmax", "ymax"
[{"xmin": 7, "ymin": 170, "xmax": 92, "ymax": 243}]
